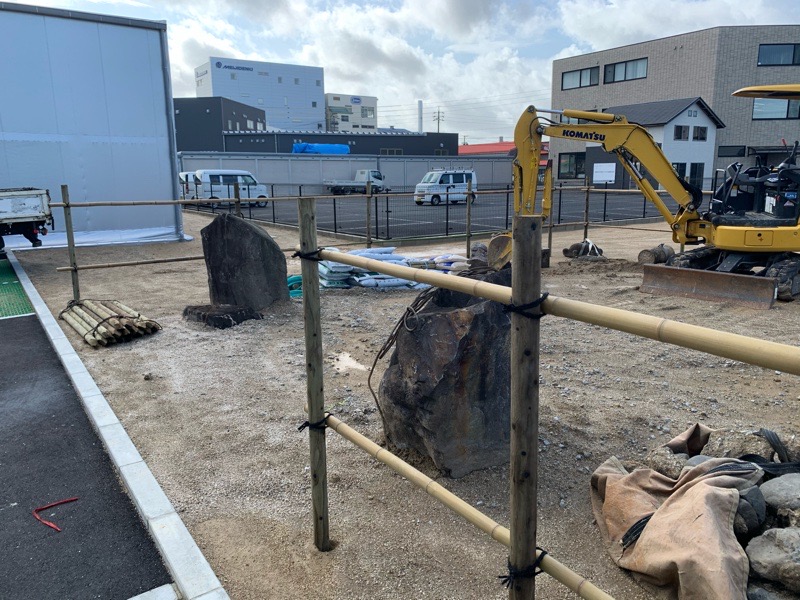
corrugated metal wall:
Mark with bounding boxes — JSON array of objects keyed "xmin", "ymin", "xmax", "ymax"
[{"xmin": 0, "ymin": 5, "xmax": 182, "ymax": 244}]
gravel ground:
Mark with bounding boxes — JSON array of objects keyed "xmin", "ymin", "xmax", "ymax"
[{"xmin": 13, "ymin": 212, "xmax": 800, "ymax": 599}]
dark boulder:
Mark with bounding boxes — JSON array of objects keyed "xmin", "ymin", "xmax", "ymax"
[
  {"xmin": 378, "ymin": 270, "xmax": 512, "ymax": 478},
  {"xmin": 201, "ymin": 214, "xmax": 289, "ymax": 311}
]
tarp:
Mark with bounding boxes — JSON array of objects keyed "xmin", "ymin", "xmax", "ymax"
[
  {"xmin": 291, "ymin": 143, "xmax": 350, "ymax": 155},
  {"xmin": 590, "ymin": 424, "xmax": 764, "ymax": 600}
]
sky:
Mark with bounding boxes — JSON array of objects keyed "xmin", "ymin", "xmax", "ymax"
[{"xmin": 18, "ymin": 0, "xmax": 800, "ymax": 143}]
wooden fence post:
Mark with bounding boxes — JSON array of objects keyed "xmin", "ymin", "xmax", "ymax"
[
  {"xmin": 509, "ymin": 214, "xmax": 542, "ymax": 599},
  {"xmin": 61, "ymin": 185, "xmax": 80, "ymax": 302},
  {"xmin": 298, "ymin": 197, "xmax": 331, "ymax": 551}
]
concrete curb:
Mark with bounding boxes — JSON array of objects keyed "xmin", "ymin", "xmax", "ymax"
[{"xmin": 7, "ymin": 251, "xmax": 228, "ymax": 600}]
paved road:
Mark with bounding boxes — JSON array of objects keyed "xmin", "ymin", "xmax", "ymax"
[
  {"xmin": 0, "ymin": 314, "xmax": 171, "ymax": 600},
  {"xmin": 187, "ymin": 187, "xmax": 681, "ymax": 240}
]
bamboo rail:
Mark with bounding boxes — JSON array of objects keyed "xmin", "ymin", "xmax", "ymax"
[
  {"xmin": 323, "ymin": 412, "xmax": 613, "ymax": 600},
  {"xmin": 312, "ymin": 248, "xmax": 800, "ymax": 376}
]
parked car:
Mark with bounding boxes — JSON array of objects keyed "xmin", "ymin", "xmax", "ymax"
[
  {"xmin": 414, "ymin": 169, "xmax": 477, "ymax": 205},
  {"xmin": 187, "ymin": 170, "xmax": 270, "ymax": 207}
]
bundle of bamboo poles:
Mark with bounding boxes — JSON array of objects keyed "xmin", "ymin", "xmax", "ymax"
[{"xmin": 59, "ymin": 299, "xmax": 160, "ymax": 347}]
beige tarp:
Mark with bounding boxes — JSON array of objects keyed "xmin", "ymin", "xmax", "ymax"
[{"xmin": 590, "ymin": 425, "xmax": 764, "ymax": 600}]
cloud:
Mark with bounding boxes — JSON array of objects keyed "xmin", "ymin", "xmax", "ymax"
[{"xmin": 555, "ymin": 0, "xmax": 794, "ymax": 51}]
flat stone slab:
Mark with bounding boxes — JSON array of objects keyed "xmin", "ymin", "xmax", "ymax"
[{"xmin": 183, "ymin": 304, "xmax": 261, "ymax": 329}]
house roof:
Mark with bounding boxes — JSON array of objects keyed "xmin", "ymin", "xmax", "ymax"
[
  {"xmin": 458, "ymin": 141, "xmax": 550, "ymax": 156},
  {"xmin": 459, "ymin": 141, "xmax": 516, "ymax": 155},
  {"xmin": 603, "ymin": 97, "xmax": 725, "ymax": 129}
]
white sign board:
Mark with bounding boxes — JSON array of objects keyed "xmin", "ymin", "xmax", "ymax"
[{"xmin": 593, "ymin": 163, "xmax": 616, "ymax": 184}]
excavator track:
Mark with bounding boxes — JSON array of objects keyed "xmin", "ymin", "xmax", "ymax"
[
  {"xmin": 765, "ymin": 257, "xmax": 800, "ymax": 301},
  {"xmin": 666, "ymin": 246, "xmax": 722, "ymax": 270}
]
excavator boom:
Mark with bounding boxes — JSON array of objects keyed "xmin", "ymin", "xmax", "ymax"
[{"xmin": 493, "ymin": 93, "xmax": 800, "ymax": 308}]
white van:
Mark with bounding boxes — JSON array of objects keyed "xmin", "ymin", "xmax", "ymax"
[
  {"xmin": 414, "ymin": 169, "xmax": 477, "ymax": 205},
  {"xmin": 189, "ymin": 170, "xmax": 270, "ymax": 207}
]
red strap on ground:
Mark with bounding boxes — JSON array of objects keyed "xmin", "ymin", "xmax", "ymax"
[{"xmin": 32, "ymin": 497, "xmax": 79, "ymax": 532}]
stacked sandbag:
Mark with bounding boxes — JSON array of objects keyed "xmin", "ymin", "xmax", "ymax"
[{"xmin": 318, "ymin": 247, "xmax": 429, "ymax": 290}]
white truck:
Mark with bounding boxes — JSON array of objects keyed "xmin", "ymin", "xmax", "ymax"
[
  {"xmin": 323, "ymin": 169, "xmax": 389, "ymax": 195},
  {"xmin": 0, "ymin": 188, "xmax": 53, "ymax": 255}
]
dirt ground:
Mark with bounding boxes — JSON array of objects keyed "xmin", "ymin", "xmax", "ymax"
[{"xmin": 14, "ymin": 212, "xmax": 800, "ymax": 599}]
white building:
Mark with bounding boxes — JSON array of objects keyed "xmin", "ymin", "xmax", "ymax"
[
  {"xmin": 195, "ymin": 57, "xmax": 325, "ymax": 131},
  {"xmin": 324, "ymin": 94, "xmax": 378, "ymax": 132},
  {"xmin": 582, "ymin": 97, "xmax": 724, "ymax": 190},
  {"xmin": 0, "ymin": 3, "xmax": 183, "ymax": 246}
]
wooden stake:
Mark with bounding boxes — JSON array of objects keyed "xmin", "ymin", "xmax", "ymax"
[
  {"xmin": 509, "ymin": 215, "xmax": 542, "ymax": 599},
  {"xmin": 61, "ymin": 185, "xmax": 80, "ymax": 302},
  {"xmin": 298, "ymin": 197, "xmax": 331, "ymax": 551}
]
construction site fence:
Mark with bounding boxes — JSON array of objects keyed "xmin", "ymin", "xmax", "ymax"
[{"xmin": 183, "ymin": 183, "xmax": 704, "ymax": 241}]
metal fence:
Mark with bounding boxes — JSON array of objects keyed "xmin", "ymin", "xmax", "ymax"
[{"xmin": 185, "ymin": 182, "xmax": 693, "ymax": 241}]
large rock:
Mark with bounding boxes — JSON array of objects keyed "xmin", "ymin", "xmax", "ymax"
[
  {"xmin": 703, "ymin": 429, "xmax": 775, "ymax": 460},
  {"xmin": 746, "ymin": 527, "xmax": 800, "ymax": 592},
  {"xmin": 761, "ymin": 474, "xmax": 800, "ymax": 512},
  {"xmin": 378, "ymin": 270, "xmax": 512, "ymax": 478},
  {"xmin": 201, "ymin": 214, "xmax": 289, "ymax": 310}
]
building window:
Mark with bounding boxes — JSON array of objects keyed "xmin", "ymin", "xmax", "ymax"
[
  {"xmin": 672, "ymin": 162, "xmax": 687, "ymax": 180},
  {"xmin": 561, "ymin": 66, "xmax": 599, "ymax": 90},
  {"xmin": 352, "ymin": 124, "xmax": 360, "ymax": 128},
  {"xmin": 277, "ymin": 76, "xmax": 282, "ymax": 83},
  {"xmin": 256, "ymin": 122, "xmax": 264, "ymax": 131},
  {"xmin": 333, "ymin": 96, "xmax": 340, "ymax": 101},
  {"xmin": 558, "ymin": 152, "xmax": 585, "ymax": 179},
  {"xmin": 718, "ymin": 145, "xmax": 746, "ymax": 157},
  {"xmin": 381, "ymin": 148, "xmax": 403, "ymax": 155},
  {"xmin": 316, "ymin": 80, "xmax": 321, "ymax": 86},
  {"xmin": 757, "ymin": 44, "xmax": 800, "ymax": 66},
  {"xmin": 434, "ymin": 149, "xmax": 449, "ymax": 156},
  {"xmin": 228, "ymin": 120, "xmax": 232, "ymax": 130},
  {"xmin": 294, "ymin": 78, "xmax": 300, "ymax": 85},
  {"xmin": 362, "ymin": 125, "xmax": 375, "ymax": 129},
  {"xmin": 312, "ymin": 101, "xmax": 317, "ymax": 108},
  {"xmin": 246, "ymin": 119, "xmax": 254, "ymax": 129},
  {"xmin": 674, "ymin": 125, "xmax": 689, "ymax": 140},
  {"xmin": 689, "ymin": 163, "xmax": 704, "ymax": 188},
  {"xmin": 604, "ymin": 58, "xmax": 647, "ymax": 83},
  {"xmin": 692, "ymin": 126, "xmax": 707, "ymax": 141},
  {"xmin": 341, "ymin": 115, "xmax": 349, "ymax": 122},
  {"xmin": 361, "ymin": 107, "xmax": 375, "ymax": 119},
  {"xmin": 753, "ymin": 98, "xmax": 800, "ymax": 120}
]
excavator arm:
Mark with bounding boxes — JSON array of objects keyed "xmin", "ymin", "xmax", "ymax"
[{"xmin": 512, "ymin": 105, "xmax": 704, "ymax": 245}]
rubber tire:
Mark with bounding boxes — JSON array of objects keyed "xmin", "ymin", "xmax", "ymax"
[
  {"xmin": 257, "ymin": 198, "xmax": 268, "ymax": 208},
  {"xmin": 431, "ymin": 195, "xmax": 441, "ymax": 205},
  {"xmin": 209, "ymin": 196, "xmax": 219, "ymax": 209},
  {"xmin": 415, "ymin": 200, "xmax": 423, "ymax": 206},
  {"xmin": 450, "ymin": 199, "xmax": 458, "ymax": 204},
  {"xmin": 468, "ymin": 193, "xmax": 476, "ymax": 204}
]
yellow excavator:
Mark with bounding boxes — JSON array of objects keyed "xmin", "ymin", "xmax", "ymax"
[{"xmin": 489, "ymin": 85, "xmax": 800, "ymax": 308}]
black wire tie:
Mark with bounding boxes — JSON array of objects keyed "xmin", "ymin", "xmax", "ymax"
[
  {"xmin": 292, "ymin": 249, "xmax": 323, "ymax": 262},
  {"xmin": 503, "ymin": 292, "xmax": 549, "ymax": 320},
  {"xmin": 498, "ymin": 549, "xmax": 548, "ymax": 588},
  {"xmin": 298, "ymin": 414, "xmax": 330, "ymax": 432}
]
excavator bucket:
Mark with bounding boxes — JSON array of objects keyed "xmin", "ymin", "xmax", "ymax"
[
  {"xmin": 488, "ymin": 234, "xmax": 513, "ymax": 270},
  {"xmin": 640, "ymin": 264, "xmax": 777, "ymax": 309}
]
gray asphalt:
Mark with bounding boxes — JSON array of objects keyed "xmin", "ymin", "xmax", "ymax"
[{"xmin": 0, "ymin": 313, "xmax": 171, "ymax": 600}]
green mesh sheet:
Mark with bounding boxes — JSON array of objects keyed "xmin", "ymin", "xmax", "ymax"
[{"xmin": 0, "ymin": 259, "xmax": 34, "ymax": 317}]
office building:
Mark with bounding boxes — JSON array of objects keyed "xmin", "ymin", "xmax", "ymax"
[
  {"xmin": 195, "ymin": 57, "xmax": 325, "ymax": 130},
  {"xmin": 550, "ymin": 25, "xmax": 800, "ymax": 185},
  {"xmin": 325, "ymin": 93, "xmax": 378, "ymax": 132}
]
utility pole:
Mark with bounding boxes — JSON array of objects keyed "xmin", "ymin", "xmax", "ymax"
[{"xmin": 433, "ymin": 107, "xmax": 444, "ymax": 133}]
